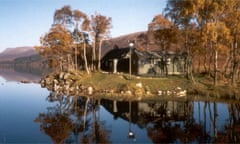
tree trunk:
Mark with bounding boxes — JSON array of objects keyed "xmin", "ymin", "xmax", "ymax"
[
  {"xmin": 60, "ymin": 57, "xmax": 63, "ymax": 72},
  {"xmin": 83, "ymin": 98, "xmax": 90, "ymax": 130},
  {"xmin": 185, "ymin": 33, "xmax": 190, "ymax": 79},
  {"xmin": 81, "ymin": 33, "xmax": 90, "ymax": 74},
  {"xmin": 204, "ymin": 54, "xmax": 207, "ymax": 72},
  {"xmin": 75, "ymin": 45, "xmax": 78, "ymax": 70},
  {"xmin": 83, "ymin": 43, "xmax": 90, "ymax": 74},
  {"xmin": 208, "ymin": 42, "xmax": 213, "ymax": 76},
  {"xmin": 67, "ymin": 54, "xmax": 72, "ymax": 70},
  {"xmin": 223, "ymin": 55, "xmax": 231, "ymax": 77},
  {"xmin": 165, "ymin": 64, "xmax": 168, "ymax": 76},
  {"xmin": 197, "ymin": 56, "xmax": 201, "ymax": 73},
  {"xmin": 214, "ymin": 49, "xmax": 218, "ymax": 86},
  {"xmin": 92, "ymin": 37, "xmax": 96, "ymax": 71},
  {"xmin": 188, "ymin": 56, "xmax": 195, "ymax": 83},
  {"xmin": 214, "ymin": 102, "xmax": 218, "ymax": 139},
  {"xmin": 232, "ymin": 40, "xmax": 238, "ymax": 86},
  {"xmin": 98, "ymin": 39, "xmax": 103, "ymax": 71},
  {"xmin": 192, "ymin": 56, "xmax": 195, "ymax": 74}
]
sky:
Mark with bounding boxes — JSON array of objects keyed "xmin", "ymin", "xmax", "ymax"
[{"xmin": 0, "ymin": 0, "xmax": 167, "ymax": 52}]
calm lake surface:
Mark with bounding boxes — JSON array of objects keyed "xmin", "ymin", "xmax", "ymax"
[{"xmin": 0, "ymin": 69, "xmax": 239, "ymax": 143}]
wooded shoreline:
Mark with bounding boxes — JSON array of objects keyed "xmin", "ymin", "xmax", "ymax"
[{"xmin": 39, "ymin": 70, "xmax": 240, "ymax": 101}]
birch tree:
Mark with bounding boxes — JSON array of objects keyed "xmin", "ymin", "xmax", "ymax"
[
  {"xmin": 150, "ymin": 14, "xmax": 177, "ymax": 51},
  {"xmin": 91, "ymin": 13, "xmax": 112, "ymax": 71},
  {"xmin": 37, "ymin": 5, "xmax": 92, "ymax": 73},
  {"xmin": 165, "ymin": 0, "xmax": 198, "ymax": 81},
  {"xmin": 149, "ymin": 14, "xmax": 178, "ymax": 76},
  {"xmin": 72, "ymin": 9, "xmax": 91, "ymax": 74},
  {"xmin": 203, "ymin": 22, "xmax": 231, "ymax": 86},
  {"xmin": 224, "ymin": 0, "xmax": 240, "ymax": 86},
  {"xmin": 36, "ymin": 25, "xmax": 74, "ymax": 71}
]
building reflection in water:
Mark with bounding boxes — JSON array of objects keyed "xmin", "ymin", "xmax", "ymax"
[
  {"xmin": 35, "ymin": 91, "xmax": 240, "ymax": 143},
  {"xmin": 101, "ymin": 98, "xmax": 197, "ymax": 143}
]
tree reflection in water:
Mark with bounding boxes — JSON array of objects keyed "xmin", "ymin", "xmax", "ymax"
[
  {"xmin": 215, "ymin": 103, "xmax": 240, "ymax": 143},
  {"xmin": 35, "ymin": 90, "xmax": 240, "ymax": 143},
  {"xmin": 35, "ymin": 92, "xmax": 111, "ymax": 144},
  {"xmin": 35, "ymin": 113, "xmax": 74, "ymax": 144},
  {"xmin": 134, "ymin": 101, "xmax": 210, "ymax": 143}
]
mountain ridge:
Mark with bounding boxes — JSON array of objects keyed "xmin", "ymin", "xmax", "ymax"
[
  {"xmin": 0, "ymin": 31, "xmax": 157, "ymax": 62},
  {"xmin": 0, "ymin": 46, "xmax": 37, "ymax": 61}
]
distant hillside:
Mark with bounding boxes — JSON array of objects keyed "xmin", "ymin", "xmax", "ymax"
[
  {"xmin": 101, "ymin": 31, "xmax": 183, "ymax": 57},
  {"xmin": 0, "ymin": 68, "xmax": 42, "ymax": 82},
  {"xmin": 0, "ymin": 46, "xmax": 37, "ymax": 61},
  {"xmin": 102, "ymin": 31, "xmax": 148, "ymax": 57},
  {"xmin": 0, "ymin": 32, "xmax": 149, "ymax": 62},
  {"xmin": 0, "ymin": 31, "xmax": 177, "ymax": 63}
]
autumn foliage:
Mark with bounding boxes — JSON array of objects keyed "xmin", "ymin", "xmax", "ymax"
[
  {"xmin": 36, "ymin": 5, "xmax": 111, "ymax": 73},
  {"xmin": 163, "ymin": 0, "xmax": 240, "ymax": 86},
  {"xmin": 37, "ymin": 2, "xmax": 240, "ymax": 86}
]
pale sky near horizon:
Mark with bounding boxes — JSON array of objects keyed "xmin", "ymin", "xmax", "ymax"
[{"xmin": 0, "ymin": 0, "xmax": 167, "ymax": 52}]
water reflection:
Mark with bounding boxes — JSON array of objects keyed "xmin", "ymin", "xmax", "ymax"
[
  {"xmin": 35, "ymin": 92, "xmax": 111, "ymax": 143},
  {"xmin": 34, "ymin": 89, "xmax": 240, "ymax": 143},
  {"xmin": 0, "ymin": 71, "xmax": 239, "ymax": 143},
  {"xmin": 0, "ymin": 67, "xmax": 50, "ymax": 82},
  {"xmin": 218, "ymin": 103, "xmax": 240, "ymax": 143},
  {"xmin": 101, "ymin": 99, "xmax": 198, "ymax": 143},
  {"xmin": 0, "ymin": 68, "xmax": 40, "ymax": 82}
]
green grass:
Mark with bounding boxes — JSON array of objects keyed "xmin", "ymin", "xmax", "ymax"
[
  {"xmin": 45, "ymin": 70, "xmax": 240, "ymax": 100},
  {"xmin": 73, "ymin": 72, "xmax": 191, "ymax": 93}
]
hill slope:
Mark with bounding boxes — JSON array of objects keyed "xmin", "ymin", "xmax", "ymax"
[
  {"xmin": 102, "ymin": 31, "xmax": 183, "ymax": 57},
  {"xmin": 0, "ymin": 31, "xmax": 165, "ymax": 62},
  {"xmin": 0, "ymin": 32, "xmax": 151, "ymax": 62},
  {"xmin": 0, "ymin": 46, "xmax": 37, "ymax": 61},
  {"xmin": 102, "ymin": 31, "xmax": 148, "ymax": 56}
]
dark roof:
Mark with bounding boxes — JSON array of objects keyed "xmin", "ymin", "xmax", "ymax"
[
  {"xmin": 102, "ymin": 47, "xmax": 164, "ymax": 60},
  {"xmin": 102, "ymin": 47, "xmax": 130, "ymax": 60},
  {"xmin": 102, "ymin": 47, "xmax": 187, "ymax": 61}
]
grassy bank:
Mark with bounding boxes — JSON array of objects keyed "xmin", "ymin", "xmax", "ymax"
[
  {"xmin": 41, "ymin": 70, "xmax": 240, "ymax": 101},
  {"xmin": 72, "ymin": 71, "xmax": 191, "ymax": 92}
]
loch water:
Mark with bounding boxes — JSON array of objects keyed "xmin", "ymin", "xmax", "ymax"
[{"xmin": 0, "ymin": 69, "xmax": 239, "ymax": 143}]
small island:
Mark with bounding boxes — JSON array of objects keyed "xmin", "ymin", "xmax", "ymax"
[
  {"xmin": 33, "ymin": 4, "xmax": 240, "ymax": 102},
  {"xmin": 40, "ymin": 70, "xmax": 240, "ymax": 102},
  {"xmin": 2, "ymin": 1, "xmax": 240, "ymax": 144}
]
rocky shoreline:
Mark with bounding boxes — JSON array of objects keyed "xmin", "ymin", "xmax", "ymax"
[
  {"xmin": 39, "ymin": 71, "xmax": 240, "ymax": 101},
  {"xmin": 40, "ymin": 71, "xmax": 188, "ymax": 100}
]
